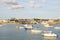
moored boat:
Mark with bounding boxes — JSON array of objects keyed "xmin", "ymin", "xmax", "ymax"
[
  {"xmin": 30, "ymin": 29, "xmax": 42, "ymax": 34},
  {"xmin": 24, "ymin": 24, "xmax": 33, "ymax": 30},
  {"xmin": 42, "ymin": 31, "xmax": 57, "ymax": 37},
  {"xmin": 54, "ymin": 27, "xmax": 60, "ymax": 30}
]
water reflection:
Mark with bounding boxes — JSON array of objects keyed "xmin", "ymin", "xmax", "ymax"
[{"xmin": 44, "ymin": 36, "xmax": 57, "ymax": 40}]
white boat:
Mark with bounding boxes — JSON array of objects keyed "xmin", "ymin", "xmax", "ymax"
[
  {"xmin": 30, "ymin": 29, "xmax": 42, "ymax": 34},
  {"xmin": 24, "ymin": 24, "xmax": 33, "ymax": 30},
  {"xmin": 19, "ymin": 26, "xmax": 24, "ymax": 29},
  {"xmin": 42, "ymin": 21, "xmax": 58, "ymax": 39},
  {"xmin": 43, "ymin": 32, "xmax": 58, "ymax": 40},
  {"xmin": 54, "ymin": 27, "xmax": 60, "ymax": 30},
  {"xmin": 16, "ymin": 26, "xmax": 24, "ymax": 29},
  {"xmin": 42, "ymin": 31, "xmax": 57, "ymax": 37}
]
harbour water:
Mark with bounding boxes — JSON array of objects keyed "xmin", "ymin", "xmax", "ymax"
[{"xmin": 0, "ymin": 24, "xmax": 60, "ymax": 40}]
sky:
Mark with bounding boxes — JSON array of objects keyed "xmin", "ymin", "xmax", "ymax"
[{"xmin": 0, "ymin": 0, "xmax": 60, "ymax": 19}]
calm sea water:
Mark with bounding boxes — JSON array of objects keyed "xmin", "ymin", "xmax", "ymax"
[{"xmin": 0, "ymin": 24, "xmax": 60, "ymax": 40}]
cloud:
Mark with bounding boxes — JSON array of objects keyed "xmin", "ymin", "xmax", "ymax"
[
  {"xmin": 28, "ymin": 4, "xmax": 34, "ymax": 8},
  {"xmin": 0, "ymin": 0, "xmax": 4, "ymax": 3},
  {"xmin": 34, "ymin": 4, "xmax": 41, "ymax": 8},
  {"xmin": 8, "ymin": 4, "xmax": 24, "ymax": 9},
  {"xmin": 0, "ymin": 0, "xmax": 17, "ymax": 5},
  {"xmin": 27, "ymin": 0, "xmax": 41, "ymax": 8},
  {"xmin": 0, "ymin": 0, "xmax": 42, "ymax": 9},
  {"xmin": 28, "ymin": 2, "xmax": 41, "ymax": 8},
  {"xmin": 29, "ymin": 0, "xmax": 36, "ymax": 4},
  {"xmin": 42, "ymin": 0, "xmax": 47, "ymax": 3},
  {"xmin": 4, "ymin": 0, "xmax": 17, "ymax": 5},
  {"xmin": 28, "ymin": 0, "xmax": 35, "ymax": 8},
  {"xmin": 0, "ymin": 0, "xmax": 24, "ymax": 9}
]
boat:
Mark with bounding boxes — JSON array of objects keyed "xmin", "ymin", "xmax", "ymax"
[
  {"xmin": 42, "ymin": 31, "xmax": 57, "ymax": 37},
  {"xmin": 24, "ymin": 24, "xmax": 33, "ymax": 30},
  {"xmin": 19, "ymin": 26, "xmax": 24, "ymax": 29},
  {"xmin": 54, "ymin": 27, "xmax": 60, "ymax": 30},
  {"xmin": 16, "ymin": 26, "xmax": 24, "ymax": 29},
  {"xmin": 42, "ymin": 22, "xmax": 58, "ymax": 39},
  {"xmin": 31, "ymin": 29, "xmax": 42, "ymax": 33}
]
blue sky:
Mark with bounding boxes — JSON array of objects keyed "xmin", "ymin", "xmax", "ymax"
[{"xmin": 0, "ymin": 0, "xmax": 60, "ymax": 19}]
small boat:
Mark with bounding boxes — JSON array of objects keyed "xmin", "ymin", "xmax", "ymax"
[
  {"xmin": 16, "ymin": 26, "xmax": 24, "ymax": 29},
  {"xmin": 24, "ymin": 24, "xmax": 33, "ymax": 30},
  {"xmin": 42, "ymin": 31, "xmax": 57, "ymax": 37},
  {"xmin": 31, "ymin": 29, "xmax": 42, "ymax": 34},
  {"xmin": 54, "ymin": 27, "xmax": 60, "ymax": 30},
  {"xmin": 19, "ymin": 26, "xmax": 24, "ymax": 29},
  {"xmin": 43, "ymin": 33, "xmax": 57, "ymax": 37}
]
